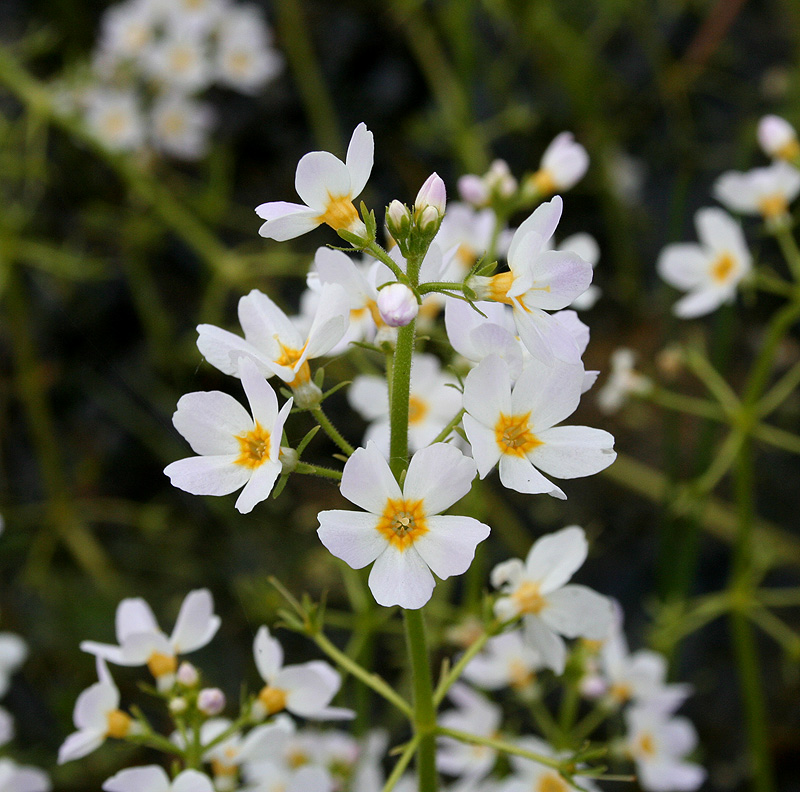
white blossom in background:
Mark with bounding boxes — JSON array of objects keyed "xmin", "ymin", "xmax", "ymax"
[
  {"xmin": 657, "ymin": 208, "xmax": 752, "ymax": 318},
  {"xmin": 469, "ymin": 196, "xmax": 594, "ymax": 365},
  {"xmin": 58, "ymin": 659, "xmax": 135, "ymax": 763},
  {"xmin": 80, "ymin": 589, "xmax": 220, "ymax": 688},
  {"xmin": 491, "ymin": 526, "xmax": 614, "ymax": 674},
  {"xmin": 142, "ymin": 31, "xmax": 212, "ymax": 94},
  {"xmin": 435, "ymin": 203, "xmax": 498, "ymax": 280},
  {"xmin": 597, "ymin": 348, "xmax": 652, "ymax": 414},
  {"xmin": 0, "ymin": 759, "xmax": 51, "ymax": 792},
  {"xmin": 458, "ymin": 159, "xmax": 517, "ymax": 207},
  {"xmin": 462, "ymin": 355, "xmax": 615, "ymax": 498},
  {"xmin": 150, "ymin": 93, "xmax": 214, "ymax": 160},
  {"xmin": 317, "ymin": 442, "xmax": 490, "ymax": 609},
  {"xmin": 558, "ymin": 233, "xmax": 601, "ymax": 309},
  {"xmin": 103, "ymin": 767, "xmax": 215, "ymax": 792},
  {"xmin": 256, "ymin": 123, "xmax": 373, "ymax": 241},
  {"xmin": 497, "ymin": 736, "xmax": 599, "ymax": 792},
  {"xmin": 462, "ymin": 630, "xmax": 543, "ymax": 692},
  {"xmin": 530, "ymin": 132, "xmax": 589, "ymax": 195},
  {"xmin": 244, "ymin": 764, "xmax": 333, "ymax": 792},
  {"xmin": 164, "ymin": 358, "xmax": 292, "ymax": 513},
  {"xmin": 437, "ymin": 684, "xmax": 502, "ymax": 782},
  {"xmin": 95, "ymin": 0, "xmax": 158, "ymax": 66},
  {"xmin": 252, "ymin": 627, "xmax": 353, "ymax": 721},
  {"xmin": 348, "ymin": 353, "xmax": 462, "ymax": 455},
  {"xmin": 164, "ymin": 0, "xmax": 228, "ymax": 35},
  {"xmin": 196, "ymin": 284, "xmax": 350, "ymax": 406},
  {"xmin": 714, "ymin": 161, "xmax": 800, "ymax": 222},
  {"xmin": 0, "ymin": 634, "xmax": 27, "ymax": 699},
  {"xmin": 623, "ymin": 706, "xmax": 706, "ymax": 792},
  {"xmin": 757, "ymin": 115, "xmax": 799, "ymax": 161},
  {"xmin": 83, "ymin": 88, "xmax": 146, "ymax": 152}
]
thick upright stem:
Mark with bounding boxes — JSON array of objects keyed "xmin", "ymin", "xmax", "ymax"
[{"xmin": 388, "ymin": 321, "xmax": 415, "ymax": 480}]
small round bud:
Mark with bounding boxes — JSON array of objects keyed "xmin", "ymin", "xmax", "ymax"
[
  {"xmin": 279, "ymin": 446, "xmax": 298, "ymax": 473},
  {"xmin": 414, "ymin": 172, "xmax": 447, "ymax": 216},
  {"xmin": 197, "ymin": 687, "xmax": 226, "ymax": 716},
  {"xmin": 176, "ymin": 661, "xmax": 199, "ymax": 687},
  {"xmin": 485, "ymin": 159, "xmax": 517, "ymax": 198},
  {"xmin": 457, "ymin": 174, "xmax": 488, "ymax": 206},
  {"xmin": 757, "ymin": 115, "xmax": 799, "ymax": 160},
  {"xmin": 169, "ymin": 696, "xmax": 189, "ymax": 715},
  {"xmin": 387, "ymin": 199, "xmax": 411, "ymax": 229},
  {"xmin": 377, "ymin": 283, "xmax": 419, "ymax": 328}
]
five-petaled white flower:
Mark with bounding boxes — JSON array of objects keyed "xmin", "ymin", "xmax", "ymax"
[
  {"xmin": 462, "ymin": 630, "xmax": 543, "ymax": 692},
  {"xmin": 462, "ymin": 355, "xmax": 615, "ymax": 498},
  {"xmin": 252, "ymin": 627, "xmax": 353, "ymax": 721},
  {"xmin": 80, "ymin": 589, "xmax": 220, "ymax": 688},
  {"xmin": 255, "ymin": 123, "xmax": 373, "ymax": 241},
  {"xmin": 757, "ymin": 115, "xmax": 799, "ymax": 161},
  {"xmin": 714, "ymin": 161, "xmax": 800, "ymax": 222},
  {"xmin": 491, "ymin": 526, "xmax": 613, "ymax": 674},
  {"xmin": 498, "ymin": 735, "xmax": 599, "ymax": 792},
  {"xmin": 103, "ymin": 767, "xmax": 215, "ymax": 792},
  {"xmin": 469, "ymin": 197, "xmax": 594, "ymax": 365},
  {"xmin": 530, "ymin": 132, "xmax": 589, "ymax": 195},
  {"xmin": 657, "ymin": 208, "xmax": 751, "ymax": 318},
  {"xmin": 317, "ymin": 442, "xmax": 490, "ymax": 609},
  {"xmin": 164, "ymin": 357, "xmax": 292, "ymax": 513}
]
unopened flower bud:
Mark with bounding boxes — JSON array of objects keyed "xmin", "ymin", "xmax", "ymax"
[
  {"xmin": 377, "ymin": 283, "xmax": 419, "ymax": 327},
  {"xmin": 177, "ymin": 662, "xmax": 199, "ymax": 687},
  {"xmin": 279, "ymin": 446, "xmax": 298, "ymax": 472},
  {"xmin": 414, "ymin": 172, "xmax": 446, "ymax": 217},
  {"xmin": 197, "ymin": 687, "xmax": 226, "ymax": 716},
  {"xmin": 757, "ymin": 115, "xmax": 799, "ymax": 160},
  {"xmin": 418, "ymin": 205, "xmax": 440, "ymax": 233},
  {"xmin": 169, "ymin": 696, "xmax": 189, "ymax": 715},
  {"xmin": 485, "ymin": 159, "xmax": 517, "ymax": 198},
  {"xmin": 457, "ymin": 174, "xmax": 488, "ymax": 206},
  {"xmin": 386, "ymin": 199, "xmax": 412, "ymax": 244}
]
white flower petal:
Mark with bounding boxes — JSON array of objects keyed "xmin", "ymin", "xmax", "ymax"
[
  {"xmin": 490, "ymin": 558, "xmax": 526, "ymax": 590},
  {"xmin": 523, "ymin": 616, "xmax": 567, "ymax": 674},
  {"xmin": 673, "ymin": 288, "xmax": 728, "ymax": 318},
  {"xmin": 413, "ymin": 515, "xmax": 490, "ymax": 579},
  {"xmin": 73, "ymin": 680, "xmax": 118, "ymax": 730},
  {"xmin": 295, "ymin": 151, "xmax": 352, "ymax": 209},
  {"xmin": 172, "ymin": 769, "xmax": 217, "ymax": 792},
  {"xmin": 278, "ymin": 664, "xmax": 338, "ymax": 718},
  {"xmin": 257, "ymin": 206, "xmax": 321, "ymax": 241},
  {"xmin": 513, "ymin": 305, "xmax": 581, "ymax": 365},
  {"xmin": 517, "ymin": 249, "xmax": 593, "ymax": 310},
  {"xmin": 656, "ymin": 244, "xmax": 709, "ymax": 291},
  {"xmin": 234, "ymin": 459, "xmax": 281, "ymax": 513},
  {"xmin": 508, "ymin": 196, "xmax": 562, "ymax": 264},
  {"xmin": 103, "ymin": 766, "xmax": 170, "ymax": 792},
  {"xmin": 462, "ymin": 414, "xmax": 502, "ymax": 479},
  {"xmin": 253, "ymin": 626, "xmax": 283, "ymax": 683},
  {"xmin": 58, "ymin": 728, "xmax": 105, "ymax": 764},
  {"xmin": 164, "ymin": 455, "xmax": 250, "ymax": 496},
  {"xmin": 512, "ymin": 359, "xmax": 584, "ymax": 431},
  {"xmin": 542, "ymin": 585, "xmax": 613, "ymax": 640},
  {"xmin": 238, "ymin": 357, "xmax": 278, "ymax": 428},
  {"xmin": 530, "ymin": 426, "xmax": 616, "ymax": 478},
  {"xmin": 345, "ymin": 122, "xmax": 374, "ymax": 198},
  {"xmin": 402, "ymin": 444, "xmax": 476, "ymax": 515},
  {"xmin": 303, "ymin": 283, "xmax": 350, "ymax": 360},
  {"xmin": 368, "ymin": 545, "xmax": 435, "ymax": 609},
  {"xmin": 348, "ymin": 376, "xmax": 389, "ymax": 421},
  {"xmin": 172, "ymin": 391, "xmax": 252, "ymax": 456},
  {"xmin": 463, "ymin": 354, "xmax": 512, "ymax": 426},
  {"xmin": 340, "ymin": 442, "xmax": 402, "ymax": 514},
  {"xmin": 317, "ymin": 509, "xmax": 386, "ymax": 568},
  {"xmin": 525, "ymin": 526, "xmax": 588, "ymax": 593},
  {"xmin": 170, "ymin": 589, "xmax": 220, "ymax": 655},
  {"xmin": 239, "ymin": 289, "xmax": 303, "ymax": 353},
  {"xmin": 498, "ymin": 454, "xmax": 564, "ymax": 497}
]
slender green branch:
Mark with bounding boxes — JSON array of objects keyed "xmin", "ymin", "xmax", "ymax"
[
  {"xmin": 748, "ymin": 607, "xmax": 800, "ymax": 656},
  {"xmin": 363, "ymin": 240, "xmax": 409, "ymax": 282},
  {"xmin": 436, "ymin": 726, "xmax": 563, "ymax": 771},
  {"xmin": 752, "ymin": 423, "xmax": 800, "ymax": 455},
  {"xmin": 690, "ymin": 431, "xmax": 744, "ymax": 496},
  {"xmin": 773, "ymin": 224, "xmax": 800, "ymax": 283},
  {"xmin": 647, "ymin": 388, "xmax": 724, "ymax": 421},
  {"xmin": 683, "ymin": 346, "xmax": 740, "ymax": 414},
  {"xmin": 430, "ymin": 409, "xmax": 466, "ymax": 446},
  {"xmin": 434, "ymin": 627, "xmax": 492, "ymax": 706},
  {"xmin": 417, "ymin": 281, "xmax": 469, "ymax": 295},
  {"xmin": 571, "ymin": 702, "xmax": 613, "ymax": 745},
  {"xmin": 753, "ymin": 270, "xmax": 797, "ymax": 299},
  {"xmin": 293, "ymin": 461, "xmax": 343, "ymax": 480},
  {"xmin": 382, "ymin": 735, "xmax": 422, "ymax": 792},
  {"xmin": 388, "ymin": 322, "xmax": 416, "ymax": 479},
  {"xmin": 310, "ymin": 405, "xmax": 355, "ymax": 456},
  {"xmin": 756, "ymin": 587, "xmax": 800, "ymax": 607},
  {"xmin": 757, "ymin": 361, "xmax": 800, "ymax": 417}
]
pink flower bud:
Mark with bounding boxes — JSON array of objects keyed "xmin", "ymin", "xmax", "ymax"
[
  {"xmin": 177, "ymin": 662, "xmax": 199, "ymax": 687},
  {"xmin": 197, "ymin": 687, "xmax": 226, "ymax": 716},
  {"xmin": 457, "ymin": 174, "xmax": 488, "ymax": 206},
  {"xmin": 377, "ymin": 283, "xmax": 419, "ymax": 327},
  {"xmin": 414, "ymin": 172, "xmax": 447, "ymax": 216}
]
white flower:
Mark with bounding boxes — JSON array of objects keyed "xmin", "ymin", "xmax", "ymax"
[
  {"xmin": 143, "ymin": 31, "xmax": 212, "ymax": 93},
  {"xmin": 96, "ymin": 0, "xmax": 159, "ymax": 64},
  {"xmin": 437, "ymin": 684, "xmax": 502, "ymax": 781},
  {"xmin": 757, "ymin": 115, "xmax": 799, "ymax": 161},
  {"xmin": 434, "ymin": 203, "xmax": 498, "ymax": 278},
  {"xmin": 83, "ymin": 88, "xmax": 146, "ymax": 152},
  {"xmin": 714, "ymin": 161, "xmax": 800, "ymax": 221},
  {"xmin": 498, "ymin": 736, "xmax": 599, "ymax": 792},
  {"xmin": 103, "ymin": 767, "xmax": 214, "ymax": 792},
  {"xmin": 215, "ymin": 7, "xmax": 283, "ymax": 93},
  {"xmin": 150, "ymin": 93, "xmax": 213, "ymax": 161},
  {"xmin": 471, "ymin": 197, "xmax": 594, "ymax": 365},
  {"xmin": 244, "ymin": 764, "xmax": 332, "ymax": 792},
  {"xmin": 348, "ymin": 354, "xmax": 463, "ymax": 455},
  {"xmin": 623, "ymin": 706, "xmax": 706, "ymax": 792},
  {"xmin": 252, "ymin": 627, "xmax": 353, "ymax": 721},
  {"xmin": 196, "ymin": 285, "xmax": 349, "ymax": 406},
  {"xmin": 462, "ymin": 630, "xmax": 543, "ymax": 691},
  {"xmin": 58, "ymin": 659, "xmax": 134, "ymax": 764},
  {"xmin": 558, "ymin": 233, "xmax": 601, "ymax": 309},
  {"xmin": 164, "ymin": 358, "xmax": 291, "ymax": 513},
  {"xmin": 0, "ymin": 634, "xmax": 27, "ymax": 698},
  {"xmin": 458, "ymin": 160, "xmax": 517, "ymax": 207},
  {"xmin": 164, "ymin": 0, "xmax": 227, "ymax": 36},
  {"xmin": 317, "ymin": 442, "xmax": 490, "ymax": 609},
  {"xmin": 491, "ymin": 526, "xmax": 613, "ymax": 674},
  {"xmin": 462, "ymin": 355, "xmax": 615, "ymax": 498},
  {"xmin": 530, "ymin": 132, "xmax": 589, "ymax": 195},
  {"xmin": 657, "ymin": 208, "xmax": 751, "ymax": 318},
  {"xmin": 596, "ymin": 348, "xmax": 651, "ymax": 414},
  {"xmin": 80, "ymin": 590, "xmax": 220, "ymax": 687},
  {"xmin": 0, "ymin": 758, "xmax": 51, "ymax": 792},
  {"xmin": 255, "ymin": 123, "xmax": 373, "ymax": 241}
]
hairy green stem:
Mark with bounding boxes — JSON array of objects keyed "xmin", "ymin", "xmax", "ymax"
[{"xmin": 310, "ymin": 406, "xmax": 355, "ymax": 456}]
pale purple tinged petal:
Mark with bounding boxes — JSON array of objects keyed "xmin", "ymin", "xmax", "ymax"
[
  {"xmin": 170, "ymin": 589, "xmax": 220, "ymax": 655},
  {"xmin": 368, "ymin": 545, "xmax": 435, "ymax": 609},
  {"xmin": 340, "ymin": 442, "xmax": 402, "ymax": 513},
  {"xmin": 345, "ymin": 122, "xmax": 374, "ymax": 197},
  {"xmin": 413, "ymin": 515, "xmax": 489, "ymax": 579},
  {"xmin": 508, "ymin": 196, "xmax": 563, "ymax": 264},
  {"xmin": 164, "ymin": 455, "xmax": 251, "ymax": 497},
  {"xmin": 514, "ymin": 305, "xmax": 582, "ymax": 366},
  {"xmin": 530, "ymin": 426, "xmax": 616, "ymax": 478},
  {"xmin": 317, "ymin": 510, "xmax": 386, "ymax": 568},
  {"xmin": 295, "ymin": 151, "xmax": 351, "ymax": 209},
  {"xmin": 402, "ymin": 443, "xmax": 476, "ymax": 514},
  {"xmin": 463, "ymin": 354, "xmax": 512, "ymax": 426},
  {"xmin": 258, "ymin": 209, "xmax": 321, "ymax": 241},
  {"xmin": 541, "ymin": 585, "xmax": 613, "ymax": 640},
  {"xmin": 517, "ymin": 249, "xmax": 593, "ymax": 310},
  {"xmin": 172, "ymin": 391, "xmax": 252, "ymax": 456}
]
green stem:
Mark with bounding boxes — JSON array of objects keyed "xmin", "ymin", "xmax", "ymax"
[
  {"xmin": 417, "ymin": 281, "xmax": 469, "ymax": 295},
  {"xmin": 433, "ymin": 627, "xmax": 492, "ymax": 706},
  {"xmin": 310, "ymin": 405, "xmax": 355, "ymax": 456},
  {"xmin": 382, "ymin": 735, "xmax": 422, "ymax": 792},
  {"xmin": 571, "ymin": 702, "xmax": 613, "ymax": 745},
  {"xmin": 773, "ymin": 224, "xmax": 800, "ymax": 283},
  {"xmin": 388, "ymin": 321, "xmax": 416, "ymax": 479},
  {"xmin": 436, "ymin": 726, "xmax": 563, "ymax": 771},
  {"xmin": 364, "ymin": 240, "xmax": 409, "ymax": 282},
  {"xmin": 756, "ymin": 360, "xmax": 800, "ymax": 417},
  {"xmin": 647, "ymin": 388, "xmax": 724, "ymax": 421},
  {"xmin": 752, "ymin": 423, "xmax": 800, "ymax": 455},
  {"xmin": 293, "ymin": 461, "xmax": 343, "ymax": 480},
  {"xmin": 430, "ymin": 409, "xmax": 465, "ymax": 446}
]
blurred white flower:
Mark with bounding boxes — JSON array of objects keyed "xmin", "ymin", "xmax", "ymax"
[
  {"xmin": 84, "ymin": 88, "xmax": 146, "ymax": 152},
  {"xmin": 0, "ymin": 758, "xmax": 51, "ymax": 792},
  {"xmin": 757, "ymin": 115, "xmax": 799, "ymax": 161},
  {"xmin": 530, "ymin": 132, "xmax": 589, "ymax": 195},
  {"xmin": 103, "ymin": 767, "xmax": 214, "ymax": 792},
  {"xmin": 596, "ymin": 348, "xmax": 651, "ymax": 414},
  {"xmin": 150, "ymin": 93, "xmax": 213, "ymax": 160},
  {"xmin": 714, "ymin": 161, "xmax": 800, "ymax": 222},
  {"xmin": 462, "ymin": 630, "xmax": 543, "ymax": 691},
  {"xmin": 0, "ymin": 634, "xmax": 27, "ymax": 699}
]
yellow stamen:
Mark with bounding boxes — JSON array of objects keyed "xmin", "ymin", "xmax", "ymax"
[
  {"xmin": 317, "ymin": 193, "xmax": 359, "ymax": 231},
  {"xmin": 235, "ymin": 421, "xmax": 272, "ymax": 469},
  {"xmin": 776, "ymin": 139, "xmax": 800, "ymax": 161},
  {"xmin": 258, "ymin": 685, "xmax": 288, "ymax": 715},
  {"xmin": 102, "ymin": 112, "xmax": 128, "ymax": 139},
  {"xmin": 488, "ymin": 271, "xmax": 515, "ymax": 303},
  {"xmin": 537, "ymin": 772, "xmax": 570, "ymax": 792},
  {"xmin": 147, "ymin": 651, "xmax": 177, "ymax": 679},
  {"xmin": 636, "ymin": 732, "xmax": 657, "ymax": 758},
  {"xmin": 456, "ymin": 243, "xmax": 477, "ymax": 271},
  {"xmin": 287, "ymin": 749, "xmax": 310, "ymax": 768},
  {"xmin": 758, "ymin": 194, "xmax": 788, "ymax": 219},
  {"xmin": 170, "ymin": 46, "xmax": 195, "ymax": 73},
  {"xmin": 106, "ymin": 709, "xmax": 132, "ymax": 738},
  {"xmin": 376, "ymin": 498, "xmax": 429, "ymax": 551},
  {"xmin": 495, "ymin": 412, "xmax": 542, "ymax": 457},
  {"xmin": 512, "ymin": 581, "xmax": 547, "ymax": 615},
  {"xmin": 408, "ymin": 395, "xmax": 429, "ymax": 426},
  {"xmin": 274, "ymin": 339, "xmax": 311, "ymax": 388},
  {"xmin": 710, "ymin": 252, "xmax": 736, "ymax": 283},
  {"xmin": 211, "ymin": 759, "xmax": 238, "ymax": 778},
  {"xmin": 508, "ymin": 659, "xmax": 534, "ymax": 690},
  {"xmin": 610, "ymin": 682, "xmax": 633, "ymax": 702},
  {"xmin": 227, "ymin": 51, "xmax": 252, "ymax": 76},
  {"xmin": 530, "ymin": 169, "xmax": 557, "ymax": 196}
]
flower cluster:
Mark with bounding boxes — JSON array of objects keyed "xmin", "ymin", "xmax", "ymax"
[{"xmin": 64, "ymin": 0, "xmax": 282, "ymax": 159}]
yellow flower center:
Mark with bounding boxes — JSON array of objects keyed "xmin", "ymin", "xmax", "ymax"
[
  {"xmin": 610, "ymin": 682, "xmax": 633, "ymax": 702},
  {"xmin": 258, "ymin": 685, "xmax": 288, "ymax": 715},
  {"xmin": 512, "ymin": 581, "xmax": 547, "ymax": 615},
  {"xmin": 274, "ymin": 339, "xmax": 311, "ymax": 388},
  {"xmin": 287, "ymin": 749, "xmax": 310, "ymax": 768},
  {"xmin": 710, "ymin": 252, "xmax": 736, "ymax": 283},
  {"xmin": 162, "ymin": 112, "xmax": 187, "ymax": 137},
  {"xmin": 147, "ymin": 651, "xmax": 177, "ymax": 679},
  {"xmin": 169, "ymin": 46, "xmax": 195, "ymax": 74},
  {"xmin": 211, "ymin": 758, "xmax": 238, "ymax": 778},
  {"xmin": 101, "ymin": 111, "xmax": 128, "ymax": 139},
  {"xmin": 776, "ymin": 139, "xmax": 800, "ymax": 161},
  {"xmin": 495, "ymin": 412, "xmax": 542, "ymax": 457},
  {"xmin": 758, "ymin": 193, "xmax": 788, "ymax": 219},
  {"xmin": 530, "ymin": 168, "xmax": 557, "ymax": 196},
  {"xmin": 488, "ymin": 271, "xmax": 515, "ymax": 303},
  {"xmin": 408, "ymin": 395, "xmax": 429, "ymax": 426},
  {"xmin": 228, "ymin": 51, "xmax": 252, "ymax": 76},
  {"xmin": 636, "ymin": 731, "xmax": 657, "ymax": 758},
  {"xmin": 537, "ymin": 772, "xmax": 570, "ymax": 792},
  {"xmin": 376, "ymin": 498, "xmax": 429, "ymax": 551},
  {"xmin": 508, "ymin": 658, "xmax": 534, "ymax": 690},
  {"xmin": 106, "ymin": 709, "xmax": 132, "ymax": 738},
  {"xmin": 318, "ymin": 193, "xmax": 359, "ymax": 231},
  {"xmin": 456, "ymin": 243, "xmax": 477, "ymax": 271},
  {"xmin": 235, "ymin": 422, "xmax": 272, "ymax": 468}
]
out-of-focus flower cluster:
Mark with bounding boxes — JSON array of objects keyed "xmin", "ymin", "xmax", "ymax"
[{"xmin": 60, "ymin": 0, "xmax": 282, "ymax": 159}]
